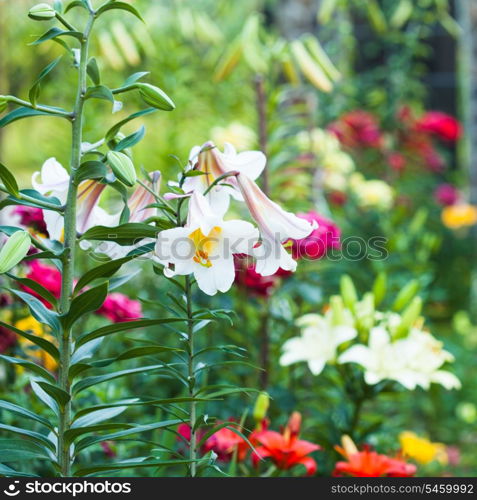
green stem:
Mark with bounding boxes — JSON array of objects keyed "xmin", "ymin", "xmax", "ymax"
[
  {"xmin": 57, "ymin": 12, "xmax": 95, "ymax": 478},
  {"xmin": 184, "ymin": 275, "xmax": 197, "ymax": 477}
]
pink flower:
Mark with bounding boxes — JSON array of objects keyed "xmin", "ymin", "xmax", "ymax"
[
  {"xmin": 416, "ymin": 111, "xmax": 462, "ymax": 142},
  {"xmin": 12, "ymin": 206, "xmax": 48, "ymax": 235},
  {"xmin": 96, "ymin": 293, "xmax": 142, "ymax": 323},
  {"xmin": 203, "ymin": 424, "xmax": 249, "ymax": 462},
  {"xmin": 22, "ymin": 260, "xmax": 62, "ymax": 309},
  {"xmin": 290, "ymin": 212, "xmax": 340, "ymax": 260},
  {"xmin": 434, "ymin": 184, "xmax": 459, "ymax": 206},
  {"xmin": 387, "ymin": 152, "xmax": 406, "ymax": 172},
  {"xmin": 328, "ymin": 111, "xmax": 383, "ymax": 149}
]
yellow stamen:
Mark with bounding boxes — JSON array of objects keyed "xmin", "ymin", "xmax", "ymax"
[{"xmin": 188, "ymin": 226, "xmax": 222, "ymax": 268}]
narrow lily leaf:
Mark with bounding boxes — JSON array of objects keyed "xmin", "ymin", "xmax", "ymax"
[
  {"xmin": 0, "ymin": 400, "xmax": 54, "ymax": 430},
  {"xmin": 105, "ymin": 108, "xmax": 156, "ymax": 143},
  {"xmin": 96, "ymin": 2, "xmax": 144, "ymax": 22},
  {"xmin": 61, "ymin": 283, "xmax": 108, "ymax": 331},
  {"xmin": 29, "ymin": 57, "xmax": 62, "ymax": 107},
  {"xmin": 113, "ymin": 126, "xmax": 145, "ymax": 152},
  {"xmin": 37, "ymin": 381, "xmax": 70, "ymax": 407},
  {"xmin": 0, "ymin": 463, "xmax": 39, "ymax": 477},
  {"xmin": 75, "ymin": 318, "xmax": 187, "ymax": 348},
  {"xmin": 72, "ymin": 365, "xmax": 164, "ymax": 394},
  {"xmin": 0, "ymin": 108, "xmax": 53, "ymax": 128},
  {"xmin": 75, "ymin": 161, "xmax": 107, "ymax": 184},
  {"xmin": 0, "ymin": 423, "xmax": 55, "ymax": 452},
  {"xmin": 80, "ymin": 223, "xmax": 160, "ymax": 246},
  {"xmin": 30, "ymin": 27, "xmax": 83, "ymax": 46},
  {"xmin": 74, "ymin": 458, "xmax": 195, "ymax": 476},
  {"xmin": 0, "ymin": 355, "xmax": 55, "ymax": 383},
  {"xmin": 74, "ymin": 420, "xmax": 182, "ymax": 454},
  {"xmin": 0, "ymin": 439, "xmax": 51, "ymax": 462},
  {"xmin": 64, "ymin": 0, "xmax": 88, "ymax": 14},
  {"xmin": 65, "ymin": 422, "xmax": 131, "ymax": 445},
  {"xmin": 85, "ymin": 85, "xmax": 114, "ymax": 103},
  {"xmin": 30, "ymin": 380, "xmax": 59, "ymax": 415},
  {"xmin": 0, "ymin": 162, "xmax": 19, "ymax": 196},
  {"xmin": 10, "ymin": 289, "xmax": 62, "ymax": 335},
  {"xmin": 6, "ymin": 273, "xmax": 58, "ymax": 308},
  {"xmin": 70, "ymin": 338, "xmax": 103, "ymax": 365},
  {"xmin": 0, "ymin": 232, "xmax": 31, "ymax": 274},
  {"xmin": 122, "ymin": 71, "xmax": 150, "ymax": 87},
  {"xmin": 86, "ymin": 57, "xmax": 100, "ymax": 85},
  {"xmin": 71, "ymin": 406, "xmax": 127, "ymax": 429},
  {"xmin": 0, "ymin": 320, "xmax": 59, "ymax": 360}
]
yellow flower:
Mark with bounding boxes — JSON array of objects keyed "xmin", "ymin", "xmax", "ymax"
[
  {"xmin": 210, "ymin": 122, "xmax": 256, "ymax": 150},
  {"xmin": 441, "ymin": 204, "xmax": 477, "ymax": 229},
  {"xmin": 15, "ymin": 316, "xmax": 58, "ymax": 372},
  {"xmin": 399, "ymin": 431, "xmax": 448, "ymax": 465}
]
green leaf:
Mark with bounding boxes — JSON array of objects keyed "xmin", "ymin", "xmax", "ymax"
[
  {"xmin": 0, "ymin": 189, "xmax": 63, "ymax": 211},
  {"xmin": 105, "ymin": 108, "xmax": 156, "ymax": 143},
  {"xmin": 0, "ymin": 400, "xmax": 54, "ymax": 430},
  {"xmin": 76, "ymin": 318, "xmax": 187, "ymax": 348},
  {"xmin": 74, "ymin": 458, "xmax": 193, "ymax": 476},
  {"xmin": 30, "ymin": 27, "xmax": 83, "ymax": 46},
  {"xmin": 71, "ymin": 338, "xmax": 103, "ymax": 365},
  {"xmin": 0, "ymin": 463, "xmax": 39, "ymax": 477},
  {"xmin": 0, "ymin": 108, "xmax": 54, "ymax": 128},
  {"xmin": 65, "ymin": 422, "xmax": 131, "ymax": 445},
  {"xmin": 80, "ymin": 222, "xmax": 160, "ymax": 246},
  {"xmin": 96, "ymin": 1, "xmax": 144, "ymax": 22},
  {"xmin": 73, "ymin": 255, "xmax": 134, "ymax": 294},
  {"xmin": 0, "ymin": 423, "xmax": 55, "ymax": 452},
  {"xmin": 29, "ymin": 57, "xmax": 62, "ymax": 107},
  {"xmin": 0, "ymin": 355, "xmax": 55, "ymax": 383},
  {"xmin": 86, "ymin": 57, "xmax": 100, "ymax": 85},
  {"xmin": 75, "ymin": 161, "xmax": 107, "ymax": 184},
  {"xmin": 71, "ymin": 406, "xmax": 127, "ymax": 429},
  {"xmin": 113, "ymin": 126, "xmax": 145, "ymax": 152},
  {"xmin": 123, "ymin": 71, "xmax": 149, "ymax": 87},
  {"xmin": 74, "ymin": 420, "xmax": 181, "ymax": 454},
  {"xmin": 0, "ymin": 320, "xmax": 59, "ymax": 360},
  {"xmin": 30, "ymin": 379, "xmax": 59, "ymax": 414},
  {"xmin": 61, "ymin": 283, "xmax": 108, "ymax": 331},
  {"xmin": 0, "ymin": 162, "xmax": 19, "ymax": 196},
  {"xmin": 72, "ymin": 365, "xmax": 164, "ymax": 394},
  {"xmin": 37, "ymin": 381, "xmax": 70, "ymax": 408},
  {"xmin": 6, "ymin": 273, "xmax": 58, "ymax": 308},
  {"xmin": 10, "ymin": 289, "xmax": 61, "ymax": 335},
  {"xmin": 85, "ymin": 85, "xmax": 114, "ymax": 103},
  {"xmin": 0, "ymin": 439, "xmax": 51, "ymax": 462},
  {"xmin": 64, "ymin": 0, "xmax": 88, "ymax": 14}
]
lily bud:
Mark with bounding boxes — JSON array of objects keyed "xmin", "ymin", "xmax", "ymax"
[
  {"xmin": 340, "ymin": 275, "xmax": 358, "ymax": 312},
  {"xmin": 392, "ymin": 279, "xmax": 419, "ymax": 311},
  {"xmin": 252, "ymin": 392, "xmax": 270, "ymax": 423},
  {"xmin": 372, "ymin": 272, "xmax": 387, "ymax": 307},
  {"xmin": 341, "ymin": 435, "xmax": 359, "ymax": 457},
  {"xmin": 0, "ymin": 231, "xmax": 31, "ymax": 274},
  {"xmin": 0, "ymin": 96, "xmax": 7, "ymax": 114},
  {"xmin": 330, "ymin": 295, "xmax": 345, "ymax": 326},
  {"xmin": 136, "ymin": 83, "xmax": 175, "ymax": 111},
  {"xmin": 287, "ymin": 411, "xmax": 302, "ymax": 437},
  {"xmin": 28, "ymin": 3, "xmax": 56, "ymax": 20},
  {"xmin": 107, "ymin": 151, "xmax": 137, "ymax": 187},
  {"xmin": 394, "ymin": 296, "xmax": 423, "ymax": 339}
]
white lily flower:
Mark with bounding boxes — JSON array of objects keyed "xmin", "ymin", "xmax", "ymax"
[
  {"xmin": 155, "ymin": 191, "xmax": 259, "ymax": 296},
  {"xmin": 235, "ymin": 173, "xmax": 316, "ymax": 276},
  {"xmin": 280, "ymin": 313, "xmax": 357, "ymax": 375},
  {"xmin": 31, "ymin": 158, "xmax": 114, "ymax": 242},
  {"xmin": 183, "ymin": 141, "xmax": 266, "ymax": 216},
  {"xmin": 339, "ymin": 327, "xmax": 461, "ymax": 391}
]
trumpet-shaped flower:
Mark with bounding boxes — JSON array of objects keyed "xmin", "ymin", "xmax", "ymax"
[
  {"xmin": 280, "ymin": 313, "xmax": 357, "ymax": 375},
  {"xmin": 32, "ymin": 158, "xmax": 115, "ymax": 241},
  {"xmin": 183, "ymin": 142, "xmax": 265, "ymax": 216},
  {"xmin": 155, "ymin": 191, "xmax": 259, "ymax": 296},
  {"xmin": 236, "ymin": 173, "xmax": 316, "ymax": 275}
]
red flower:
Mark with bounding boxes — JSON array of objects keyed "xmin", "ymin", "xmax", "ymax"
[
  {"xmin": 203, "ymin": 424, "xmax": 249, "ymax": 462},
  {"xmin": 251, "ymin": 412, "xmax": 320, "ymax": 476},
  {"xmin": 333, "ymin": 446, "xmax": 416, "ymax": 477},
  {"xmin": 416, "ymin": 111, "xmax": 462, "ymax": 142},
  {"xmin": 12, "ymin": 206, "xmax": 48, "ymax": 235},
  {"xmin": 96, "ymin": 293, "xmax": 142, "ymax": 323},
  {"xmin": 22, "ymin": 260, "xmax": 62, "ymax": 308},
  {"xmin": 328, "ymin": 111, "xmax": 383, "ymax": 149},
  {"xmin": 328, "ymin": 191, "xmax": 347, "ymax": 206},
  {"xmin": 0, "ymin": 325, "xmax": 16, "ymax": 354},
  {"xmin": 290, "ymin": 212, "xmax": 340, "ymax": 260},
  {"xmin": 234, "ymin": 255, "xmax": 291, "ymax": 297},
  {"xmin": 434, "ymin": 183, "xmax": 459, "ymax": 206}
]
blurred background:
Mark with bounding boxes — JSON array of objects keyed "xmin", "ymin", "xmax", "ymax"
[{"xmin": 1, "ymin": 0, "xmax": 477, "ymax": 476}]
